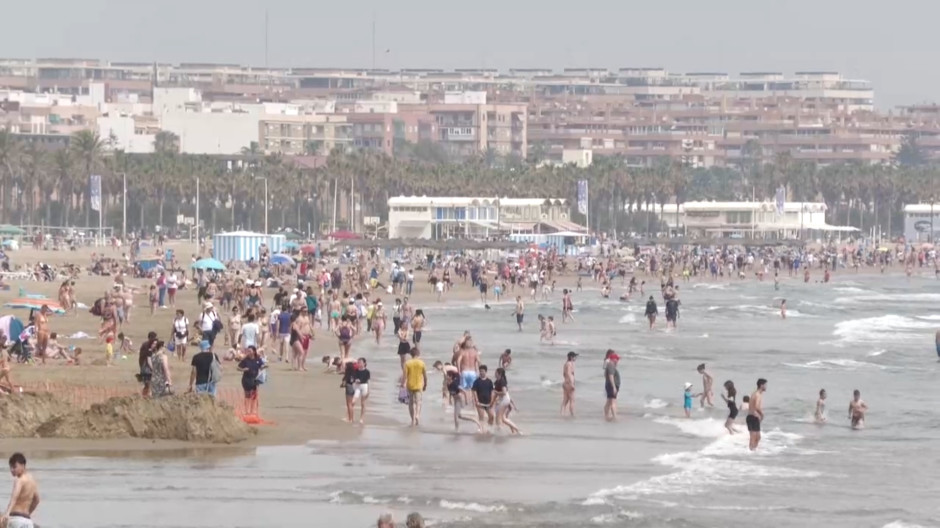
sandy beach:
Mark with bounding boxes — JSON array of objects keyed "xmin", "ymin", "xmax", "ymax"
[
  {"xmin": 0, "ymin": 240, "xmax": 920, "ymax": 457},
  {"xmin": 0, "ymin": 241, "xmax": 512, "ymax": 455}
]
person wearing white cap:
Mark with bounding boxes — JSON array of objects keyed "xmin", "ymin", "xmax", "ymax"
[
  {"xmin": 199, "ymin": 302, "xmax": 220, "ymax": 345},
  {"xmin": 683, "ymin": 382, "xmax": 695, "ymax": 418}
]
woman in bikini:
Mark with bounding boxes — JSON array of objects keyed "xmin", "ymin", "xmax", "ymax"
[
  {"xmin": 372, "ymin": 301, "xmax": 387, "ymax": 345},
  {"xmin": 335, "ymin": 316, "xmax": 355, "ymax": 361}
]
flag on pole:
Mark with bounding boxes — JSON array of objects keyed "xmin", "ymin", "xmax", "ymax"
[
  {"xmin": 774, "ymin": 185, "xmax": 785, "ymax": 216},
  {"xmin": 577, "ymin": 180, "xmax": 588, "ymax": 215},
  {"xmin": 90, "ymin": 174, "xmax": 102, "ymax": 212}
]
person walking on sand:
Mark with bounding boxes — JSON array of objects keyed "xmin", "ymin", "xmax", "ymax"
[
  {"xmin": 403, "ymin": 347, "xmax": 427, "ymax": 427},
  {"xmin": 561, "ymin": 351, "xmax": 578, "ymax": 417},
  {"xmin": 747, "ymin": 378, "xmax": 767, "ymax": 451},
  {"xmin": 848, "ymin": 389, "xmax": 868, "ymax": 430},
  {"xmin": 2, "ymin": 453, "xmax": 39, "ymax": 528},
  {"xmin": 604, "ymin": 351, "xmax": 621, "ymax": 421}
]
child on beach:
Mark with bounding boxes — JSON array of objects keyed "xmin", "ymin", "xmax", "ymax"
[
  {"xmin": 683, "ymin": 382, "xmax": 696, "ymax": 418},
  {"xmin": 117, "ymin": 332, "xmax": 133, "ymax": 360},
  {"xmin": 105, "ymin": 335, "xmax": 114, "ymax": 366},
  {"xmin": 149, "ymin": 285, "xmax": 158, "ymax": 315}
]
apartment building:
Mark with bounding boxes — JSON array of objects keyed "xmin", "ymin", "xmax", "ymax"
[
  {"xmin": 259, "ymin": 114, "xmax": 352, "ymax": 155},
  {"xmin": 0, "ymin": 59, "xmax": 927, "ymax": 167},
  {"xmin": 425, "ymin": 92, "xmax": 527, "ymax": 157}
]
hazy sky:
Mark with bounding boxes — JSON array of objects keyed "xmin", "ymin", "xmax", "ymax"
[{"xmin": 3, "ymin": 0, "xmax": 935, "ymax": 109}]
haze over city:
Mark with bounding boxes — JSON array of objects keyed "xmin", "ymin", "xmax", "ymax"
[{"xmin": 3, "ymin": 0, "xmax": 938, "ymax": 108}]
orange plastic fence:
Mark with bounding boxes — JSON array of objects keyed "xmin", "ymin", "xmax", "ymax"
[{"xmin": 19, "ymin": 381, "xmax": 268, "ymax": 423}]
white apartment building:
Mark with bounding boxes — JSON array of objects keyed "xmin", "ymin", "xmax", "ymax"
[
  {"xmin": 903, "ymin": 204, "xmax": 940, "ymax": 242},
  {"xmin": 658, "ymin": 201, "xmax": 857, "ymax": 239},
  {"xmin": 388, "ymin": 196, "xmax": 583, "ymax": 239}
]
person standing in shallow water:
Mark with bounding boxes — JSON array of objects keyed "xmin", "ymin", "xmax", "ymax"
[
  {"xmin": 848, "ymin": 389, "xmax": 868, "ymax": 430},
  {"xmin": 747, "ymin": 378, "xmax": 767, "ymax": 451},
  {"xmin": 561, "ymin": 351, "xmax": 578, "ymax": 417},
  {"xmin": 815, "ymin": 389, "xmax": 827, "ymax": 423},
  {"xmin": 3, "ymin": 452, "xmax": 39, "ymax": 528},
  {"xmin": 721, "ymin": 380, "xmax": 739, "ymax": 434},
  {"xmin": 603, "ymin": 351, "xmax": 621, "ymax": 421}
]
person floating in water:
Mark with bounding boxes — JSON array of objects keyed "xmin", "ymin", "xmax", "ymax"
[{"xmin": 848, "ymin": 389, "xmax": 868, "ymax": 430}]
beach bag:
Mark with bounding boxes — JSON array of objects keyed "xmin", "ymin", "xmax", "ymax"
[
  {"xmin": 209, "ymin": 354, "xmax": 222, "ymax": 384},
  {"xmin": 256, "ymin": 363, "xmax": 268, "ymax": 385},
  {"xmin": 211, "ymin": 317, "xmax": 223, "ymax": 334},
  {"xmin": 397, "ymin": 387, "xmax": 409, "ymax": 404}
]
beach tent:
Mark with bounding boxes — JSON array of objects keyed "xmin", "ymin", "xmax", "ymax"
[
  {"xmin": 268, "ymin": 233, "xmax": 287, "ymax": 254},
  {"xmin": 0, "ymin": 225, "xmax": 25, "ymax": 236},
  {"xmin": 0, "ymin": 315, "xmax": 24, "ymax": 342},
  {"xmin": 213, "ymin": 231, "xmax": 286, "ymax": 262}
]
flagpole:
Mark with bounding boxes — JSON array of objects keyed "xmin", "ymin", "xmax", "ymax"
[
  {"xmin": 586, "ymin": 180, "xmax": 590, "ymax": 239},
  {"xmin": 195, "ymin": 176, "xmax": 200, "ymax": 252},
  {"xmin": 122, "ymin": 172, "xmax": 127, "ymax": 244}
]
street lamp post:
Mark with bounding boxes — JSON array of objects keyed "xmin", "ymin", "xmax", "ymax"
[{"xmin": 254, "ymin": 176, "xmax": 269, "ymax": 235}]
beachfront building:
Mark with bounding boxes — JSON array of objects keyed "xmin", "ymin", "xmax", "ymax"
[
  {"xmin": 903, "ymin": 204, "xmax": 940, "ymax": 243},
  {"xmin": 387, "ymin": 196, "xmax": 584, "ymax": 239},
  {"xmin": 658, "ymin": 201, "xmax": 857, "ymax": 240}
]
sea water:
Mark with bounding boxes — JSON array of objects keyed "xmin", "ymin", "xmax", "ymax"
[{"xmin": 36, "ymin": 274, "xmax": 940, "ymax": 527}]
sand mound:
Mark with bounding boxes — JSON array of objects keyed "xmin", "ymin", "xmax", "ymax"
[
  {"xmin": 36, "ymin": 394, "xmax": 254, "ymax": 444},
  {"xmin": 0, "ymin": 393, "xmax": 75, "ymax": 437}
]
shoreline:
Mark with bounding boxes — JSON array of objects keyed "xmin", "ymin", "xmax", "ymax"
[{"xmin": 0, "ymin": 242, "xmax": 933, "ymax": 459}]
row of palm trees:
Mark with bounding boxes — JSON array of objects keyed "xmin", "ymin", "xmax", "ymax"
[{"xmin": 1, "ymin": 128, "xmax": 939, "ymax": 237}]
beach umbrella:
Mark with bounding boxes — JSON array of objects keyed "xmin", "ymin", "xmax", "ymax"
[
  {"xmin": 0, "ymin": 225, "xmax": 25, "ymax": 236},
  {"xmin": 2, "ymin": 299, "xmax": 66, "ymax": 314},
  {"xmin": 300, "ymin": 244, "xmax": 317, "ymax": 254},
  {"xmin": 0, "ymin": 315, "xmax": 24, "ymax": 343},
  {"xmin": 281, "ymin": 230, "xmax": 304, "ymax": 241},
  {"xmin": 284, "ymin": 241, "xmax": 300, "ymax": 250},
  {"xmin": 191, "ymin": 257, "xmax": 226, "ymax": 271},
  {"xmin": 269, "ymin": 254, "xmax": 295, "ymax": 266},
  {"xmin": 328, "ymin": 230, "xmax": 361, "ymax": 240}
]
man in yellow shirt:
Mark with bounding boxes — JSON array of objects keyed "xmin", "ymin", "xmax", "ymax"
[{"xmin": 402, "ymin": 347, "xmax": 427, "ymax": 427}]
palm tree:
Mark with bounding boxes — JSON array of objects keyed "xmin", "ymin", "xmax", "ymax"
[
  {"xmin": 70, "ymin": 130, "xmax": 105, "ymax": 228},
  {"xmin": 0, "ymin": 128, "xmax": 22, "ymax": 224}
]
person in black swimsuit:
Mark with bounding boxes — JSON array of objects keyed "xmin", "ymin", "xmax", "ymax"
[{"xmin": 721, "ymin": 380, "xmax": 739, "ymax": 435}]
